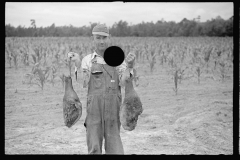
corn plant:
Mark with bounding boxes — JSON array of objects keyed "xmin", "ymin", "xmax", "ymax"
[
  {"xmin": 191, "ymin": 48, "xmax": 204, "ymax": 84},
  {"xmin": 5, "ymin": 37, "xmax": 233, "ymax": 87},
  {"xmin": 177, "ymin": 66, "xmax": 188, "ymax": 84},
  {"xmin": 134, "ymin": 47, "xmax": 140, "ymax": 63},
  {"xmin": 11, "ymin": 50, "xmax": 18, "ymax": 70},
  {"xmin": 203, "ymin": 46, "xmax": 212, "ymax": 73},
  {"xmin": 23, "ymin": 63, "xmax": 40, "ymax": 85},
  {"xmin": 33, "ymin": 66, "xmax": 51, "ymax": 90},
  {"xmin": 23, "ymin": 64, "xmax": 51, "ymax": 91},
  {"xmin": 218, "ymin": 61, "xmax": 226, "ymax": 82},
  {"xmin": 49, "ymin": 65, "xmax": 58, "ymax": 86},
  {"xmin": 5, "ymin": 45, "xmax": 13, "ymax": 68},
  {"xmin": 20, "ymin": 47, "xmax": 29, "ymax": 66},
  {"xmin": 173, "ymin": 70, "xmax": 178, "ymax": 95},
  {"xmin": 217, "ymin": 51, "xmax": 231, "ymax": 83},
  {"xmin": 159, "ymin": 48, "xmax": 167, "ymax": 67},
  {"xmin": 146, "ymin": 46, "xmax": 157, "ymax": 73},
  {"xmin": 32, "ymin": 45, "xmax": 43, "ymax": 65},
  {"xmin": 196, "ymin": 65, "xmax": 204, "ymax": 84},
  {"xmin": 41, "ymin": 46, "xmax": 48, "ymax": 66},
  {"xmin": 211, "ymin": 47, "xmax": 219, "ymax": 71},
  {"xmin": 6, "ymin": 41, "xmax": 18, "ymax": 69},
  {"xmin": 56, "ymin": 52, "xmax": 63, "ymax": 66}
]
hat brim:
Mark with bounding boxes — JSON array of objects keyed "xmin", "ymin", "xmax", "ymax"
[{"xmin": 92, "ymin": 32, "xmax": 109, "ymax": 36}]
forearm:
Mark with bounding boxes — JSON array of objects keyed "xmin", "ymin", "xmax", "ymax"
[{"xmin": 75, "ymin": 58, "xmax": 81, "ymax": 70}]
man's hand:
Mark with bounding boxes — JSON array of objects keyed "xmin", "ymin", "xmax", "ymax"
[
  {"xmin": 67, "ymin": 52, "xmax": 80, "ymax": 62},
  {"xmin": 67, "ymin": 52, "xmax": 81, "ymax": 69},
  {"xmin": 125, "ymin": 52, "xmax": 135, "ymax": 68}
]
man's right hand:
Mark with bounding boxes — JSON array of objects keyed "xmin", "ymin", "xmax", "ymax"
[
  {"xmin": 67, "ymin": 52, "xmax": 80, "ymax": 62},
  {"xmin": 67, "ymin": 52, "xmax": 81, "ymax": 71}
]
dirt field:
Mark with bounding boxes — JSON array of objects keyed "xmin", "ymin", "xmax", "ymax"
[{"xmin": 5, "ymin": 62, "xmax": 233, "ymax": 154}]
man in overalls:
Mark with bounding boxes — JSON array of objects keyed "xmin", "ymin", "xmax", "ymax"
[{"xmin": 67, "ymin": 24, "xmax": 136, "ymax": 154}]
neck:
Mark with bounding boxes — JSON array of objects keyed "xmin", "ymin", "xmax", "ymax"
[{"xmin": 95, "ymin": 49, "xmax": 104, "ymax": 57}]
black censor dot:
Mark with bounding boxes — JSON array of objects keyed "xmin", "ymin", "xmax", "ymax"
[{"xmin": 104, "ymin": 46, "xmax": 125, "ymax": 67}]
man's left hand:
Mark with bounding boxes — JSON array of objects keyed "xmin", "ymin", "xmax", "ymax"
[{"xmin": 126, "ymin": 52, "xmax": 135, "ymax": 68}]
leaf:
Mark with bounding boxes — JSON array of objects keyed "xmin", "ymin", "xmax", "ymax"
[{"xmin": 32, "ymin": 54, "xmax": 36, "ymax": 64}]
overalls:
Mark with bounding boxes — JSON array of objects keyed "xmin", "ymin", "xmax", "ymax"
[{"xmin": 84, "ymin": 58, "xmax": 124, "ymax": 154}]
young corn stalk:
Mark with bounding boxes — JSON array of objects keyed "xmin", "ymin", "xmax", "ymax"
[
  {"xmin": 32, "ymin": 46, "xmax": 42, "ymax": 65},
  {"xmin": 172, "ymin": 64, "xmax": 191, "ymax": 95},
  {"xmin": 204, "ymin": 46, "xmax": 212, "ymax": 74},
  {"xmin": 173, "ymin": 69, "xmax": 178, "ymax": 95},
  {"xmin": 11, "ymin": 50, "xmax": 18, "ymax": 70},
  {"xmin": 50, "ymin": 65, "xmax": 58, "ymax": 86},
  {"xmin": 159, "ymin": 52, "xmax": 164, "ymax": 66},
  {"xmin": 218, "ymin": 60, "xmax": 227, "ymax": 83},
  {"xmin": 177, "ymin": 66, "xmax": 187, "ymax": 84},
  {"xmin": 23, "ymin": 63, "xmax": 40, "ymax": 85},
  {"xmin": 24, "ymin": 64, "xmax": 51, "ymax": 91},
  {"xmin": 41, "ymin": 46, "xmax": 48, "ymax": 67},
  {"xmin": 214, "ymin": 49, "xmax": 222, "ymax": 70},
  {"xmin": 20, "ymin": 47, "xmax": 29, "ymax": 67},
  {"xmin": 147, "ymin": 47, "xmax": 157, "ymax": 73},
  {"xmin": 134, "ymin": 48, "xmax": 140, "ymax": 63},
  {"xmin": 138, "ymin": 49, "xmax": 144, "ymax": 64},
  {"xmin": 34, "ymin": 66, "xmax": 51, "ymax": 90},
  {"xmin": 170, "ymin": 46, "xmax": 189, "ymax": 95},
  {"xmin": 158, "ymin": 44, "xmax": 165, "ymax": 66},
  {"xmin": 6, "ymin": 45, "xmax": 13, "ymax": 68},
  {"xmin": 31, "ymin": 54, "xmax": 37, "ymax": 65},
  {"xmin": 7, "ymin": 41, "xmax": 18, "ymax": 69},
  {"xmin": 192, "ymin": 49, "xmax": 204, "ymax": 84},
  {"xmin": 168, "ymin": 57, "xmax": 174, "ymax": 68},
  {"xmin": 53, "ymin": 53, "xmax": 61, "ymax": 67},
  {"xmin": 196, "ymin": 65, "xmax": 203, "ymax": 84},
  {"xmin": 23, "ymin": 70, "xmax": 36, "ymax": 85},
  {"xmin": 166, "ymin": 53, "xmax": 178, "ymax": 95}
]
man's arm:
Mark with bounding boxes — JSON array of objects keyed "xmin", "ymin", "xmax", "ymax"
[
  {"xmin": 67, "ymin": 52, "xmax": 91, "ymax": 88},
  {"xmin": 81, "ymin": 56, "xmax": 91, "ymax": 88},
  {"xmin": 118, "ymin": 52, "xmax": 136, "ymax": 87}
]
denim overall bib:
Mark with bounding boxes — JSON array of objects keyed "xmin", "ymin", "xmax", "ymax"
[{"xmin": 84, "ymin": 57, "xmax": 124, "ymax": 154}]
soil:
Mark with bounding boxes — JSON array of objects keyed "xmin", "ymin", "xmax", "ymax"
[{"xmin": 5, "ymin": 62, "xmax": 233, "ymax": 154}]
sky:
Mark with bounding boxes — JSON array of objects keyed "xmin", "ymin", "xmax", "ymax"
[{"xmin": 5, "ymin": 2, "xmax": 234, "ymax": 28}]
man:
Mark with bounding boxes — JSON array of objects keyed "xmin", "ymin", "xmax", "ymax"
[{"xmin": 67, "ymin": 24, "xmax": 136, "ymax": 154}]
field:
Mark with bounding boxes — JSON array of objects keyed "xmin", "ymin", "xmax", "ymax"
[{"xmin": 5, "ymin": 37, "xmax": 233, "ymax": 154}]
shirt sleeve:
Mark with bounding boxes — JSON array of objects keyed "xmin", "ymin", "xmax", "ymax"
[
  {"xmin": 81, "ymin": 56, "xmax": 90, "ymax": 88},
  {"xmin": 81, "ymin": 56, "xmax": 89, "ymax": 72}
]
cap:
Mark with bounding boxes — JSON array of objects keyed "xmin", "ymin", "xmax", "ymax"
[{"xmin": 92, "ymin": 24, "xmax": 109, "ymax": 36}]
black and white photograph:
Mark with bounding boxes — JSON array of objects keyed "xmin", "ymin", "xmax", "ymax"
[{"xmin": 5, "ymin": 2, "xmax": 233, "ymax": 154}]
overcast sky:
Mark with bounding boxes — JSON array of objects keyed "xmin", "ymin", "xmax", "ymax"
[{"xmin": 5, "ymin": 2, "xmax": 233, "ymax": 28}]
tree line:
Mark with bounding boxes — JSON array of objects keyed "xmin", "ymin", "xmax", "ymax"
[{"xmin": 5, "ymin": 15, "xmax": 233, "ymax": 37}]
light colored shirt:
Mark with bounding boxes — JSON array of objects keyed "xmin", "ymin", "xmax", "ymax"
[{"xmin": 81, "ymin": 51, "xmax": 133, "ymax": 88}]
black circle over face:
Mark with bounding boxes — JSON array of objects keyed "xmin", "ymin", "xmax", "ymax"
[{"xmin": 104, "ymin": 46, "xmax": 125, "ymax": 67}]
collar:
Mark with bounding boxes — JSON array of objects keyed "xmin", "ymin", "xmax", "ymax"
[
  {"xmin": 91, "ymin": 51, "xmax": 102, "ymax": 60},
  {"xmin": 91, "ymin": 51, "xmax": 106, "ymax": 64}
]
